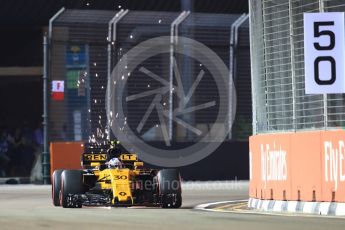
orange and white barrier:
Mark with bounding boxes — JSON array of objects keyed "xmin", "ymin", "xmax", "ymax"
[{"xmin": 249, "ymin": 130, "xmax": 345, "ymax": 202}]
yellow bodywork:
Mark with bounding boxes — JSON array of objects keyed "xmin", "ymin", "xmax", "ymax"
[{"xmin": 92, "ymin": 154, "xmax": 141, "ymax": 205}]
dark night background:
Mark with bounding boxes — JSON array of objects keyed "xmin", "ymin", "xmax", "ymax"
[
  {"xmin": 0, "ymin": 0, "xmax": 248, "ymax": 129},
  {"xmin": 0, "ymin": 0, "xmax": 249, "ymax": 180}
]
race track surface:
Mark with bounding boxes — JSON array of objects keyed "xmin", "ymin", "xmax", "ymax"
[{"xmin": 0, "ymin": 182, "xmax": 344, "ymax": 230}]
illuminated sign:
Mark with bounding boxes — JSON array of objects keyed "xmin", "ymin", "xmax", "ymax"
[{"xmin": 51, "ymin": 80, "xmax": 65, "ymax": 101}]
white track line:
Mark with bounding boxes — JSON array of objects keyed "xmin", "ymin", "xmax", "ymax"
[
  {"xmin": 194, "ymin": 200, "xmax": 345, "ymax": 219},
  {"xmin": 195, "ymin": 200, "xmax": 248, "ymax": 209}
]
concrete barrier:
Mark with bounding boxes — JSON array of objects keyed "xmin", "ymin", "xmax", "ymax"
[{"xmin": 249, "ymin": 130, "xmax": 345, "ymax": 203}]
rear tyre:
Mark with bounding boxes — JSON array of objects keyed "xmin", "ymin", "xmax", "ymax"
[
  {"xmin": 52, "ymin": 169, "xmax": 63, "ymax": 206},
  {"xmin": 157, "ymin": 169, "xmax": 182, "ymax": 208},
  {"xmin": 60, "ymin": 170, "xmax": 84, "ymax": 208}
]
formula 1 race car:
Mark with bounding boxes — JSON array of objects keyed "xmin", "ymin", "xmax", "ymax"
[{"xmin": 51, "ymin": 141, "xmax": 182, "ymax": 208}]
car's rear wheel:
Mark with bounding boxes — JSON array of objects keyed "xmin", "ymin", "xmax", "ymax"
[
  {"xmin": 60, "ymin": 170, "xmax": 84, "ymax": 208},
  {"xmin": 157, "ymin": 169, "xmax": 182, "ymax": 208},
  {"xmin": 52, "ymin": 169, "xmax": 63, "ymax": 206}
]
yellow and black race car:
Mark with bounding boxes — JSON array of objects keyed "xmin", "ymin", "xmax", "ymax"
[{"xmin": 51, "ymin": 141, "xmax": 182, "ymax": 208}]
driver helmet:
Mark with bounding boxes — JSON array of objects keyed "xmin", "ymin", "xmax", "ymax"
[{"xmin": 108, "ymin": 157, "xmax": 123, "ymax": 168}]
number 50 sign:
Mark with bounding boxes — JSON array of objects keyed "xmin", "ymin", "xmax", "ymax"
[{"xmin": 304, "ymin": 12, "xmax": 345, "ymax": 94}]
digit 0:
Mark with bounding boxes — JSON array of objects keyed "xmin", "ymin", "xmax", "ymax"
[{"xmin": 314, "ymin": 56, "xmax": 336, "ymax": 85}]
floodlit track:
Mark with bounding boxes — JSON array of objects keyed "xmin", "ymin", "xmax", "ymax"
[{"xmin": 0, "ymin": 182, "xmax": 344, "ymax": 230}]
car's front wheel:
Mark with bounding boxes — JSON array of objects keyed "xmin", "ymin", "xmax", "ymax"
[
  {"xmin": 60, "ymin": 170, "xmax": 84, "ymax": 208},
  {"xmin": 156, "ymin": 169, "xmax": 182, "ymax": 208},
  {"xmin": 52, "ymin": 169, "xmax": 63, "ymax": 206}
]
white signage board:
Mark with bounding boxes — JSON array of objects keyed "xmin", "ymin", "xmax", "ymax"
[
  {"xmin": 304, "ymin": 12, "xmax": 345, "ymax": 94},
  {"xmin": 52, "ymin": 80, "xmax": 65, "ymax": 92}
]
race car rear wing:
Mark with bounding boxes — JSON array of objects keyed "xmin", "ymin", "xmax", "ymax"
[
  {"xmin": 82, "ymin": 142, "xmax": 109, "ymax": 168},
  {"xmin": 81, "ymin": 142, "xmax": 139, "ymax": 169}
]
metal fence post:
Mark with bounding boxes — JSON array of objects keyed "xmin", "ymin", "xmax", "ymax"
[
  {"xmin": 289, "ymin": 0, "xmax": 296, "ymax": 131},
  {"xmin": 261, "ymin": 0, "xmax": 270, "ymax": 132},
  {"xmin": 106, "ymin": 9, "xmax": 128, "ymax": 140},
  {"xmin": 42, "ymin": 35, "xmax": 49, "ymax": 184},
  {"xmin": 169, "ymin": 11, "xmax": 190, "ymax": 141},
  {"xmin": 43, "ymin": 7, "xmax": 65, "ymax": 184},
  {"xmin": 229, "ymin": 14, "xmax": 248, "ymax": 139},
  {"xmin": 319, "ymin": 0, "xmax": 328, "ymax": 129},
  {"xmin": 249, "ymin": 0, "xmax": 257, "ymax": 135}
]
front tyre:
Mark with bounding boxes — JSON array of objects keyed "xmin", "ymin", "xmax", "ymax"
[
  {"xmin": 52, "ymin": 169, "xmax": 63, "ymax": 206},
  {"xmin": 60, "ymin": 170, "xmax": 84, "ymax": 208},
  {"xmin": 157, "ymin": 169, "xmax": 182, "ymax": 208}
]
